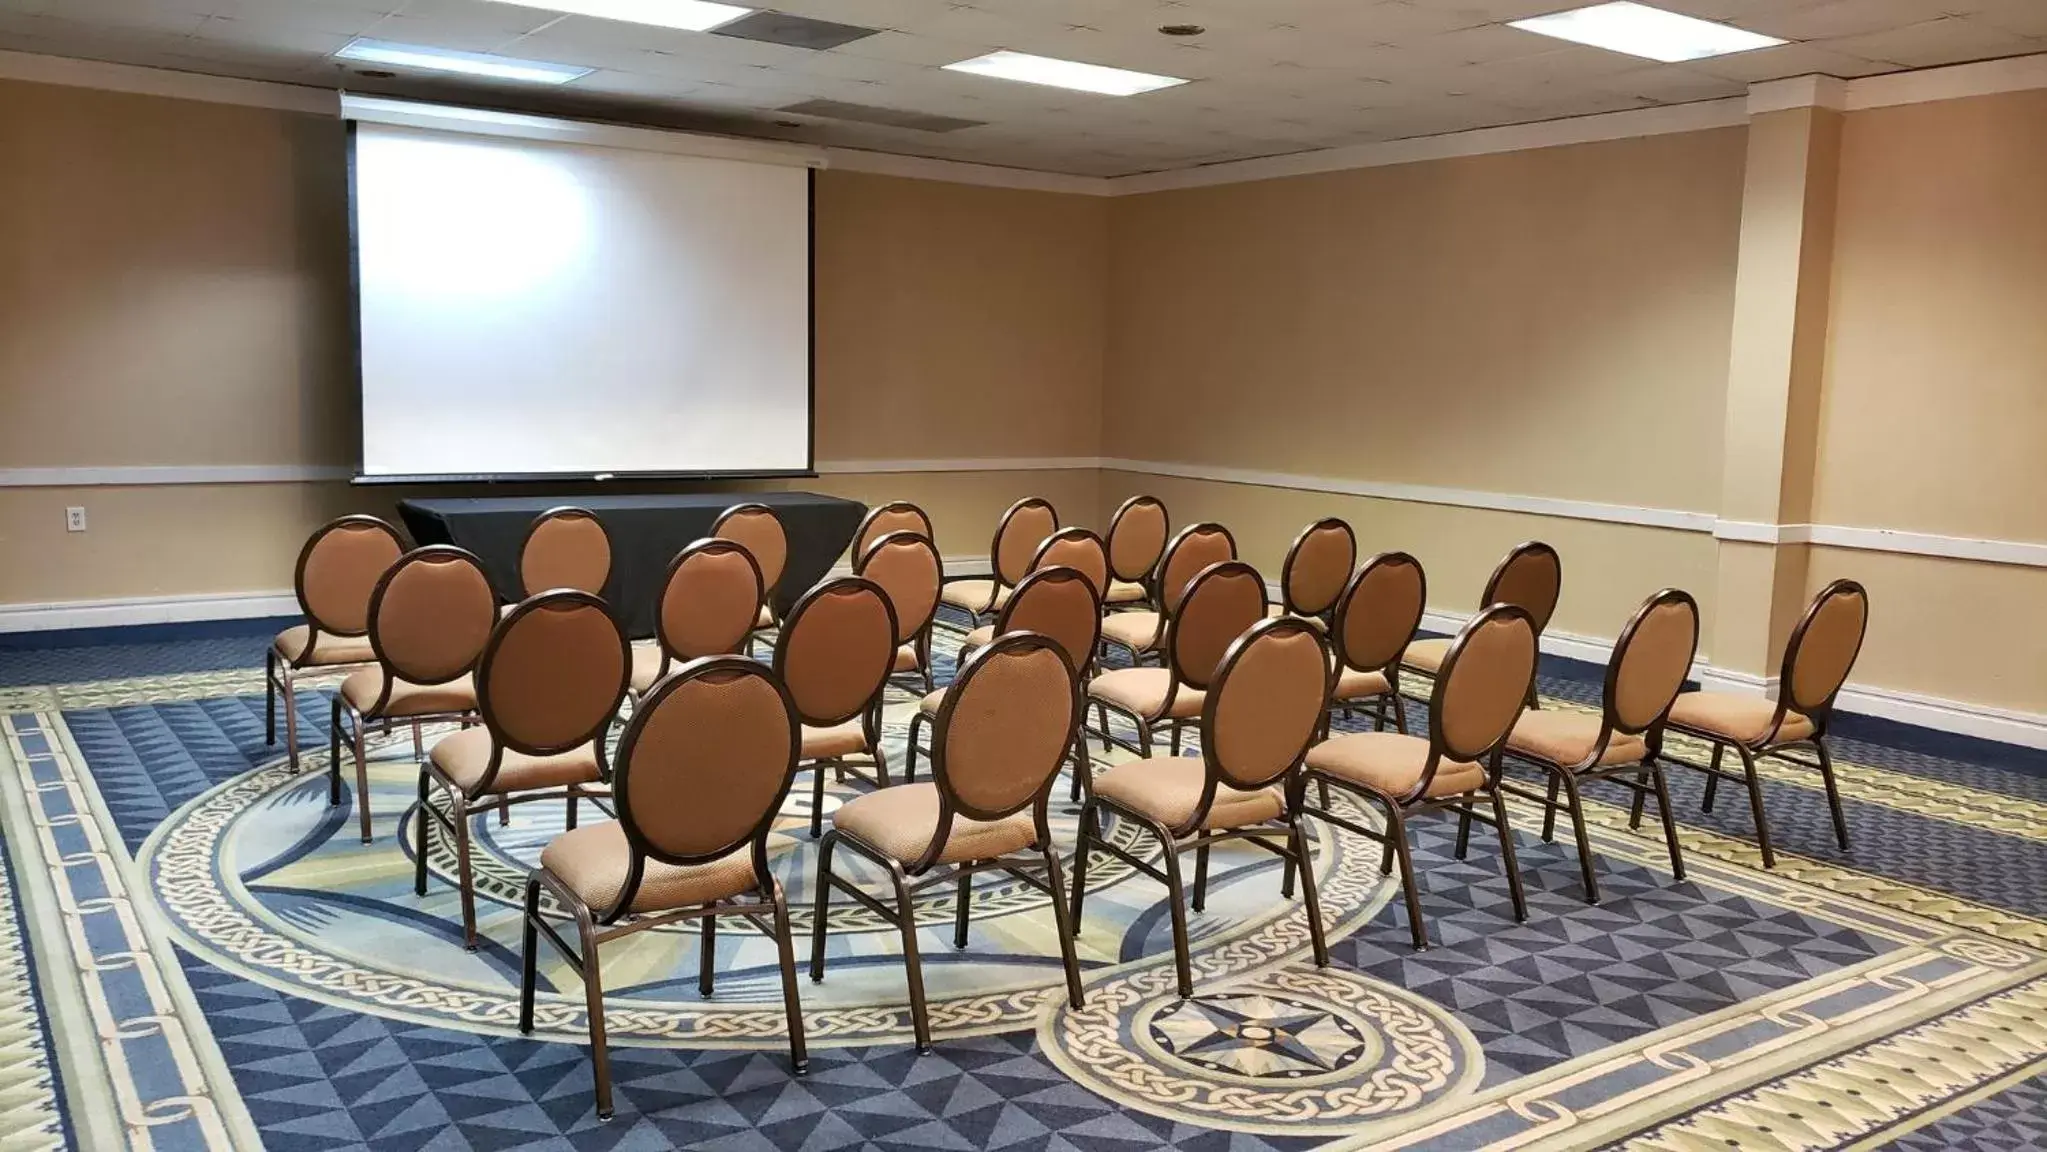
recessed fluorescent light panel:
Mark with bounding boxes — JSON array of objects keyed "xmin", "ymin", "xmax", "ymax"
[
  {"xmin": 333, "ymin": 39, "xmax": 593, "ymax": 85},
  {"xmin": 943, "ymin": 50, "xmax": 1186, "ymax": 96},
  {"xmin": 1508, "ymin": 2, "xmax": 1785, "ymax": 63},
  {"xmin": 481, "ymin": 0, "xmax": 751, "ymax": 33}
]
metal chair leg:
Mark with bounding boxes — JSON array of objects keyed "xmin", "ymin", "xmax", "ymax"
[
  {"xmin": 1068, "ymin": 803, "xmax": 1097, "ymax": 935},
  {"xmin": 809, "ymin": 831, "xmax": 838, "ymax": 982},
  {"xmin": 1650, "ymin": 761, "xmax": 1686, "ymax": 881},
  {"xmin": 328, "ymin": 701, "xmax": 345, "ymax": 806},
  {"xmin": 1488, "ymin": 785, "xmax": 1529, "ymax": 922},
  {"xmin": 1041, "ymin": 845, "xmax": 1085, "ymax": 1009},
  {"xmin": 1702, "ymin": 743, "xmax": 1724, "ymax": 812},
  {"xmin": 1191, "ymin": 843, "xmax": 1210, "ymax": 912},
  {"xmin": 265, "ymin": 649, "xmax": 278, "ymax": 744},
  {"xmin": 1541, "ymin": 773, "xmax": 1560, "ymax": 842},
  {"xmin": 1159, "ymin": 834, "xmax": 1194, "ymax": 999},
  {"xmin": 1290, "ymin": 818, "xmax": 1329, "ymax": 968},
  {"xmin": 353, "ymin": 717, "xmax": 374, "ymax": 844},
  {"xmin": 768, "ymin": 882, "xmax": 809, "ymax": 1073},
  {"xmin": 699, "ymin": 905, "xmax": 716, "ymax": 996},
  {"xmin": 1559, "ymin": 772, "xmax": 1598, "ymax": 904},
  {"xmin": 883, "ymin": 860, "xmax": 933, "ymax": 1052},
  {"xmin": 453, "ymin": 794, "xmax": 478, "ymax": 950},
  {"xmin": 1454, "ymin": 804, "xmax": 1474, "ymax": 859},
  {"xmin": 952, "ymin": 871, "xmax": 972, "ymax": 949},
  {"xmin": 810, "ymin": 763, "xmax": 827, "ymax": 839},
  {"xmin": 414, "ymin": 772, "xmax": 433, "ymax": 897},
  {"xmin": 1385, "ymin": 803, "xmax": 1428, "ymax": 951},
  {"xmin": 517, "ymin": 874, "xmax": 542, "ymax": 1034},
  {"xmin": 904, "ymin": 711, "xmax": 926, "ymax": 783},
  {"xmin": 1736, "ymin": 744, "xmax": 1776, "ymax": 868},
  {"xmin": 1813, "ymin": 741, "xmax": 1851, "ymax": 851},
  {"xmin": 281, "ymin": 665, "xmax": 301, "ymax": 772},
  {"xmin": 577, "ymin": 909, "xmax": 614, "ymax": 1120},
  {"xmin": 1628, "ymin": 769, "xmax": 1649, "ymax": 829}
]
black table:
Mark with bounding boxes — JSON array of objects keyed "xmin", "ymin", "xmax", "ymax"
[{"xmin": 398, "ymin": 492, "xmax": 867, "ymax": 639}]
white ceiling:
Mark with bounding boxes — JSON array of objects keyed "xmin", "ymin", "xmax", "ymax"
[{"xmin": 3, "ymin": 0, "xmax": 2045, "ymax": 176}]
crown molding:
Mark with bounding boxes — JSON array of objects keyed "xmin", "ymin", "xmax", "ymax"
[
  {"xmin": 0, "ymin": 48, "xmax": 335, "ymax": 114},
  {"xmin": 1748, "ymin": 74, "xmax": 1848, "ymax": 114},
  {"xmin": 822, "ymin": 148, "xmax": 1113, "ymax": 196},
  {"xmin": 1845, "ymin": 51, "xmax": 2047, "ymax": 111}
]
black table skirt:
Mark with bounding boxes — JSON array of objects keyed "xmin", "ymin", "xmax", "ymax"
[{"xmin": 398, "ymin": 492, "xmax": 867, "ymax": 639}]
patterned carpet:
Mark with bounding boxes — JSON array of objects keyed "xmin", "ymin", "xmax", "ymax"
[{"xmin": 0, "ymin": 611, "xmax": 2041, "ymax": 1151}]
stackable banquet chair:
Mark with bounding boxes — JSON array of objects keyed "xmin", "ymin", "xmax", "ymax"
[
  {"xmin": 812, "ymin": 631, "xmax": 1087, "ymax": 1052},
  {"xmin": 1102, "ymin": 495, "xmax": 1169, "ymax": 608},
  {"xmin": 1661, "ymin": 580, "xmax": 1868, "ymax": 868},
  {"xmin": 1324, "ymin": 551, "xmax": 1428, "ymax": 737},
  {"xmin": 1401, "ymin": 540, "xmax": 1560, "ymax": 706},
  {"xmin": 1072, "ymin": 616, "xmax": 1333, "ymax": 999},
  {"xmin": 851, "ymin": 500, "xmax": 933, "ymax": 563},
  {"xmin": 508, "ymin": 506, "xmax": 611, "ymax": 611},
  {"xmin": 954, "ymin": 527, "xmax": 1108, "ymax": 664},
  {"xmin": 1088, "ymin": 558, "xmax": 1266, "ymax": 758},
  {"xmin": 712, "ymin": 502, "xmax": 788, "ymax": 642},
  {"xmin": 267, "ymin": 515, "xmax": 405, "ymax": 772},
  {"xmin": 419, "ymin": 589, "xmax": 629, "ymax": 948},
  {"xmin": 1301, "ymin": 605, "xmax": 1540, "ymax": 950},
  {"xmin": 329, "ymin": 546, "xmax": 497, "ymax": 843},
  {"xmin": 520, "ymin": 655, "xmax": 808, "ymax": 1119},
  {"xmin": 856, "ymin": 530, "xmax": 945, "ymax": 692},
  {"xmin": 1497, "ymin": 589, "xmax": 1698, "ymax": 902},
  {"xmin": 938, "ymin": 497, "xmax": 1056, "ymax": 623},
  {"xmin": 775, "ymin": 577, "xmax": 901, "ymax": 837},
  {"xmin": 1098, "ymin": 522, "xmax": 1236, "ymax": 667},
  {"xmin": 1269, "ymin": 517, "xmax": 1356, "ymax": 628},
  {"xmin": 630, "ymin": 539, "xmax": 764, "ymax": 697}
]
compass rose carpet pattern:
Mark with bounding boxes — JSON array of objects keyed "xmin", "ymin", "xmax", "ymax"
[{"xmin": 0, "ymin": 611, "xmax": 2042, "ymax": 1151}]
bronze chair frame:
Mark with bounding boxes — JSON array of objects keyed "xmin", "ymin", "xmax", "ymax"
[
  {"xmin": 266, "ymin": 514, "xmax": 405, "ymax": 773},
  {"xmin": 518, "ymin": 657, "xmax": 808, "ymax": 1120},
  {"xmin": 418, "ymin": 590, "xmax": 630, "ymax": 949},
  {"xmin": 1089, "ymin": 558, "xmax": 1264, "ymax": 759},
  {"xmin": 1400, "ymin": 540, "xmax": 1560, "ymax": 710},
  {"xmin": 1103, "ymin": 494, "xmax": 1170, "ymax": 611},
  {"xmin": 635, "ymin": 539, "xmax": 766, "ymax": 699},
  {"xmin": 1301, "ymin": 604, "xmax": 1539, "ymax": 951},
  {"xmin": 939, "ymin": 497, "xmax": 1057, "ymax": 624},
  {"xmin": 712, "ymin": 502, "xmax": 789, "ymax": 650},
  {"xmin": 810, "ymin": 632, "xmax": 1087, "ymax": 1052},
  {"xmin": 1277, "ymin": 517, "xmax": 1357, "ymax": 625},
  {"xmin": 1494, "ymin": 589, "xmax": 1698, "ymax": 903},
  {"xmin": 1658, "ymin": 579, "xmax": 1867, "ymax": 869},
  {"xmin": 775, "ymin": 576, "xmax": 903, "ymax": 838},
  {"xmin": 1322, "ymin": 551, "xmax": 1426, "ymax": 740},
  {"xmin": 856, "ymin": 529, "xmax": 944, "ymax": 694},
  {"xmin": 1098, "ymin": 521, "xmax": 1238, "ymax": 669},
  {"xmin": 851, "ymin": 500, "xmax": 934, "ymax": 564},
  {"xmin": 515, "ymin": 505, "xmax": 613, "ymax": 600},
  {"xmin": 1070, "ymin": 616, "xmax": 1334, "ymax": 1000},
  {"xmin": 328, "ymin": 545, "xmax": 493, "ymax": 844},
  {"xmin": 962, "ymin": 526, "xmax": 1109, "ymax": 667}
]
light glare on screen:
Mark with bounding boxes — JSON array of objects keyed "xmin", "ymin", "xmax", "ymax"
[{"xmin": 358, "ymin": 134, "xmax": 590, "ymax": 300}]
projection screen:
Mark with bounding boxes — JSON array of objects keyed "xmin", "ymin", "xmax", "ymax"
[{"xmin": 348, "ymin": 107, "xmax": 814, "ymax": 480}]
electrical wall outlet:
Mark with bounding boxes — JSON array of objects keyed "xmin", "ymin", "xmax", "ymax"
[{"xmin": 65, "ymin": 506, "xmax": 87, "ymax": 532}]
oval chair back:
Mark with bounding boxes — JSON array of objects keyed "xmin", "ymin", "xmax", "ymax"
[
  {"xmin": 1280, "ymin": 518, "xmax": 1356, "ymax": 620},
  {"xmin": 712, "ymin": 503, "xmax": 788, "ymax": 608},
  {"xmin": 1423, "ymin": 605, "xmax": 1540, "ymax": 798},
  {"xmin": 991, "ymin": 497, "xmax": 1059, "ymax": 589},
  {"xmin": 852, "ymin": 501, "xmax": 934, "ymax": 562},
  {"xmin": 1167, "ymin": 560, "xmax": 1269, "ymax": 693},
  {"xmin": 1779, "ymin": 580, "xmax": 1870, "ymax": 733},
  {"xmin": 367, "ymin": 546, "xmax": 498, "ymax": 698},
  {"xmin": 1197, "ymin": 617, "xmax": 1332, "ymax": 823},
  {"xmin": 655, "ymin": 538, "xmax": 764, "ymax": 667},
  {"xmin": 1334, "ymin": 552, "xmax": 1427, "ymax": 677},
  {"xmin": 609, "ymin": 657, "xmax": 799, "ymax": 918},
  {"xmin": 1027, "ymin": 527, "xmax": 1109, "ymax": 600},
  {"xmin": 995, "ymin": 566, "xmax": 1103, "ymax": 678},
  {"xmin": 924, "ymin": 633, "xmax": 1081, "ymax": 868},
  {"xmin": 856, "ymin": 531, "xmax": 943, "ymax": 648},
  {"xmin": 1156, "ymin": 523, "xmax": 1238, "ymax": 616},
  {"xmin": 1604, "ymin": 589, "xmax": 1701, "ymax": 737},
  {"xmin": 1481, "ymin": 541, "xmax": 1562, "ymax": 637},
  {"xmin": 293, "ymin": 515, "xmax": 406, "ymax": 648},
  {"xmin": 1105, "ymin": 495, "xmax": 1170, "ymax": 587},
  {"xmin": 471, "ymin": 591, "xmax": 629, "ymax": 794},
  {"xmin": 773, "ymin": 577, "xmax": 900, "ymax": 728},
  {"xmin": 519, "ymin": 507, "xmax": 611, "ymax": 598}
]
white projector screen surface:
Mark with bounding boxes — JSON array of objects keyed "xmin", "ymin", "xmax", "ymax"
[{"xmin": 352, "ymin": 120, "xmax": 811, "ymax": 478}]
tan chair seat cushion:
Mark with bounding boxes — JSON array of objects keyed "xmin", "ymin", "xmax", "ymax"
[
  {"xmin": 1264, "ymin": 605, "xmax": 1329, "ymax": 630},
  {"xmin": 430, "ymin": 728, "xmax": 602, "ymax": 794},
  {"xmin": 834, "ymin": 782, "xmax": 1037, "ymax": 865},
  {"xmin": 1100, "ymin": 611, "xmax": 1163, "ymax": 652},
  {"xmin": 802, "ymin": 720, "xmax": 869, "ymax": 760},
  {"xmin": 961, "ymin": 624, "xmax": 995, "ymax": 651},
  {"xmin": 940, "ymin": 580, "xmax": 1010, "ymax": 614},
  {"xmin": 339, "ymin": 668, "xmax": 476, "ymax": 718},
  {"xmin": 1504, "ymin": 710, "xmax": 1647, "ymax": 768},
  {"xmin": 918, "ymin": 687, "xmax": 948, "ymax": 716},
  {"xmin": 1087, "ymin": 668, "xmax": 1203, "ymax": 720},
  {"xmin": 498, "ymin": 602, "xmax": 517, "ymax": 618},
  {"xmin": 629, "ymin": 642, "xmax": 669, "ymax": 693},
  {"xmin": 1333, "ymin": 667, "xmax": 1391, "ymax": 702},
  {"xmin": 1306, "ymin": 732, "xmax": 1484, "ymax": 798},
  {"xmin": 1666, "ymin": 692, "xmax": 1813, "ymax": 746},
  {"xmin": 1401, "ymin": 637, "xmax": 1450, "ymax": 674},
  {"xmin": 542, "ymin": 820, "xmax": 759, "ymax": 914},
  {"xmin": 1104, "ymin": 579, "xmax": 1149, "ymax": 605},
  {"xmin": 1093, "ymin": 756, "xmax": 1284, "ymax": 830},
  {"xmin": 273, "ymin": 625, "xmax": 376, "ymax": 667},
  {"xmin": 755, "ymin": 604, "xmax": 776, "ymax": 629},
  {"xmin": 893, "ymin": 643, "xmax": 922, "ymax": 673}
]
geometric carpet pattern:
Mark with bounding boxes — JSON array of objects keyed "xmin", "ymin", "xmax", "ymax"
[{"xmin": 0, "ymin": 613, "xmax": 2042, "ymax": 1150}]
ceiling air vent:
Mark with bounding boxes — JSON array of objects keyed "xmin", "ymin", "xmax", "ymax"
[
  {"xmin": 779, "ymin": 99, "xmax": 985, "ymax": 133},
  {"xmin": 713, "ymin": 11, "xmax": 878, "ymax": 50}
]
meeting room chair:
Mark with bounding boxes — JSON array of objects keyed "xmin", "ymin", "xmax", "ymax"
[
  {"xmin": 1496, "ymin": 589, "xmax": 1699, "ymax": 902},
  {"xmin": 267, "ymin": 515, "xmax": 405, "ymax": 773},
  {"xmin": 519, "ymin": 655, "xmax": 808, "ymax": 1120},
  {"xmin": 776, "ymin": 577, "xmax": 901, "ymax": 837},
  {"xmin": 511, "ymin": 506, "xmax": 612, "ymax": 608},
  {"xmin": 1325, "ymin": 551, "xmax": 1428, "ymax": 738},
  {"xmin": 811, "ymin": 631, "xmax": 1087, "ymax": 1052},
  {"xmin": 938, "ymin": 497, "xmax": 1057, "ymax": 623},
  {"xmin": 1401, "ymin": 540, "xmax": 1560, "ymax": 706},
  {"xmin": 1099, "ymin": 522, "xmax": 1237, "ymax": 667},
  {"xmin": 851, "ymin": 500, "xmax": 934, "ymax": 563},
  {"xmin": 1103, "ymin": 495, "xmax": 1170, "ymax": 608},
  {"xmin": 1660, "ymin": 580, "xmax": 1868, "ymax": 869},
  {"xmin": 1088, "ymin": 558, "xmax": 1266, "ymax": 758},
  {"xmin": 329, "ymin": 545, "xmax": 497, "ymax": 844},
  {"xmin": 953, "ymin": 527, "xmax": 1109, "ymax": 664},
  {"xmin": 631, "ymin": 539, "xmax": 764, "ymax": 697},
  {"xmin": 1071, "ymin": 616, "xmax": 1333, "ymax": 999},
  {"xmin": 1300, "ymin": 605, "xmax": 1540, "ymax": 950},
  {"xmin": 856, "ymin": 530, "xmax": 945, "ymax": 692},
  {"xmin": 1269, "ymin": 517, "xmax": 1356, "ymax": 628},
  {"xmin": 712, "ymin": 502, "xmax": 789, "ymax": 638},
  {"xmin": 904, "ymin": 565, "xmax": 1102, "ymax": 798},
  {"xmin": 418, "ymin": 590, "xmax": 629, "ymax": 948}
]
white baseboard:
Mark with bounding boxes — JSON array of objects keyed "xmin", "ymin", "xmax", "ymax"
[{"xmin": 0, "ymin": 590, "xmax": 297, "ymax": 633}]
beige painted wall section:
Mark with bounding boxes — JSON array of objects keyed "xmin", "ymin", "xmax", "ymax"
[
  {"xmin": 1816, "ymin": 89, "xmax": 2047, "ymax": 542},
  {"xmin": 1105, "ymin": 127, "xmax": 1747, "ymax": 514}
]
